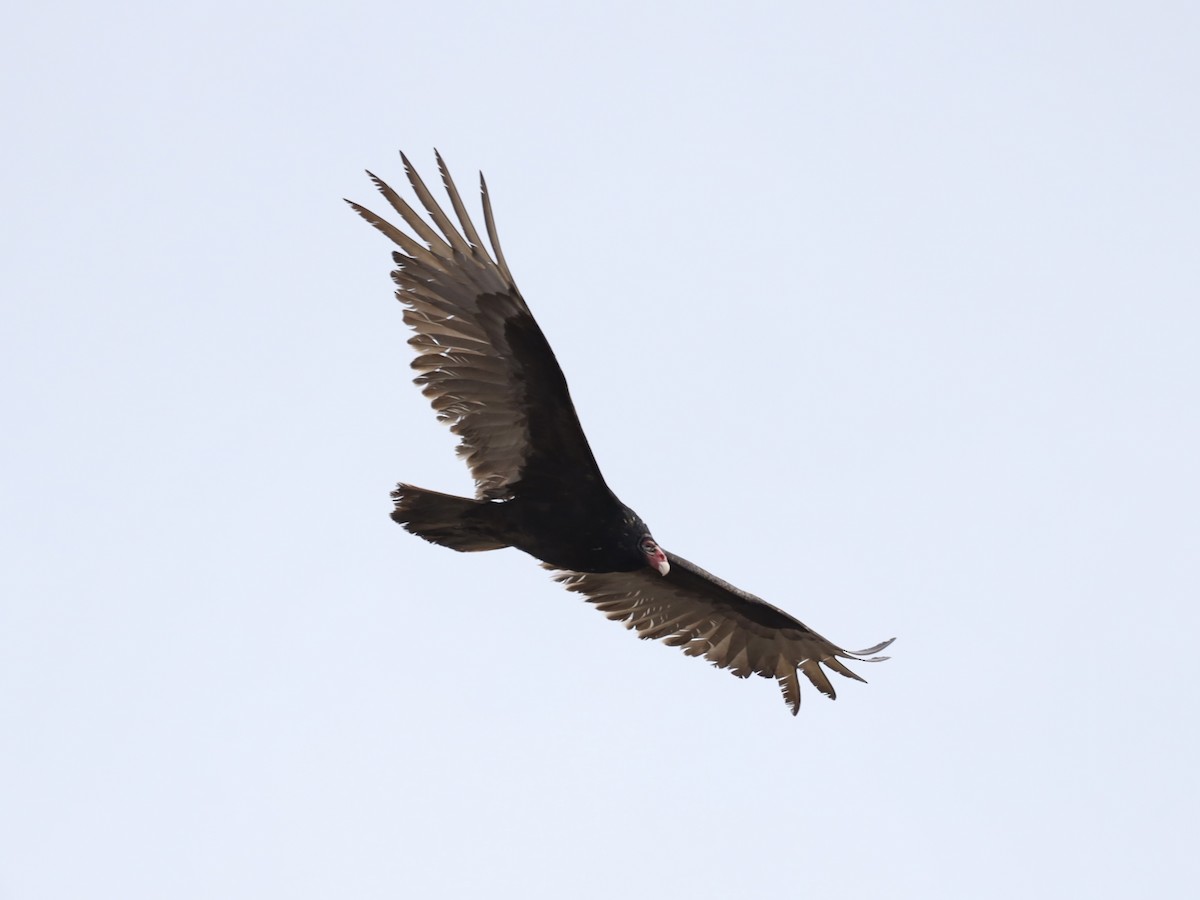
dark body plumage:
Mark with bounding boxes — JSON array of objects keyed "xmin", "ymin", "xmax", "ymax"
[{"xmin": 348, "ymin": 152, "xmax": 893, "ymax": 714}]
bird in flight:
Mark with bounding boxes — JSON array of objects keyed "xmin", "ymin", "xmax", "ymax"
[{"xmin": 347, "ymin": 152, "xmax": 893, "ymax": 714}]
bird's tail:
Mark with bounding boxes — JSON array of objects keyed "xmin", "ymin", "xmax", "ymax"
[{"xmin": 390, "ymin": 484, "xmax": 509, "ymax": 552}]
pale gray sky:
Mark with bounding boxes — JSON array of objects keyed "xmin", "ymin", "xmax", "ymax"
[{"xmin": 3, "ymin": 1, "xmax": 1198, "ymax": 898}]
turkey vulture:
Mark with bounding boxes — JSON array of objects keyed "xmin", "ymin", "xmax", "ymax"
[{"xmin": 347, "ymin": 152, "xmax": 893, "ymax": 714}]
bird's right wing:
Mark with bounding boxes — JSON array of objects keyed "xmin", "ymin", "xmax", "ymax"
[
  {"xmin": 550, "ymin": 552, "xmax": 894, "ymax": 714},
  {"xmin": 347, "ymin": 152, "xmax": 609, "ymax": 501}
]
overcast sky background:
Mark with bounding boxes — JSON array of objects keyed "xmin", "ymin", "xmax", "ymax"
[{"xmin": 3, "ymin": 2, "xmax": 1198, "ymax": 897}]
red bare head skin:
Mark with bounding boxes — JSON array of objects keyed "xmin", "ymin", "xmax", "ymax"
[{"xmin": 640, "ymin": 537, "xmax": 670, "ymax": 576}]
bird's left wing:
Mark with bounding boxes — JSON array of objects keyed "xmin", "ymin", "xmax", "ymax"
[{"xmin": 550, "ymin": 552, "xmax": 893, "ymax": 714}]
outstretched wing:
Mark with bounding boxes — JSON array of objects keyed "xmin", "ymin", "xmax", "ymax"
[
  {"xmin": 551, "ymin": 552, "xmax": 894, "ymax": 714},
  {"xmin": 347, "ymin": 152, "xmax": 608, "ymax": 501}
]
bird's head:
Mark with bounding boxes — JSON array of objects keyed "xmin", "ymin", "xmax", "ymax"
[
  {"xmin": 619, "ymin": 507, "xmax": 669, "ymax": 576},
  {"xmin": 638, "ymin": 535, "xmax": 670, "ymax": 576}
]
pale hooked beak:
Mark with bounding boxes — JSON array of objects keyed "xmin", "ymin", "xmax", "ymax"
[{"xmin": 644, "ymin": 541, "xmax": 670, "ymax": 576}]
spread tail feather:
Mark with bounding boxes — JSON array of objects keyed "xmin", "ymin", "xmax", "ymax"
[{"xmin": 390, "ymin": 484, "xmax": 509, "ymax": 552}]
